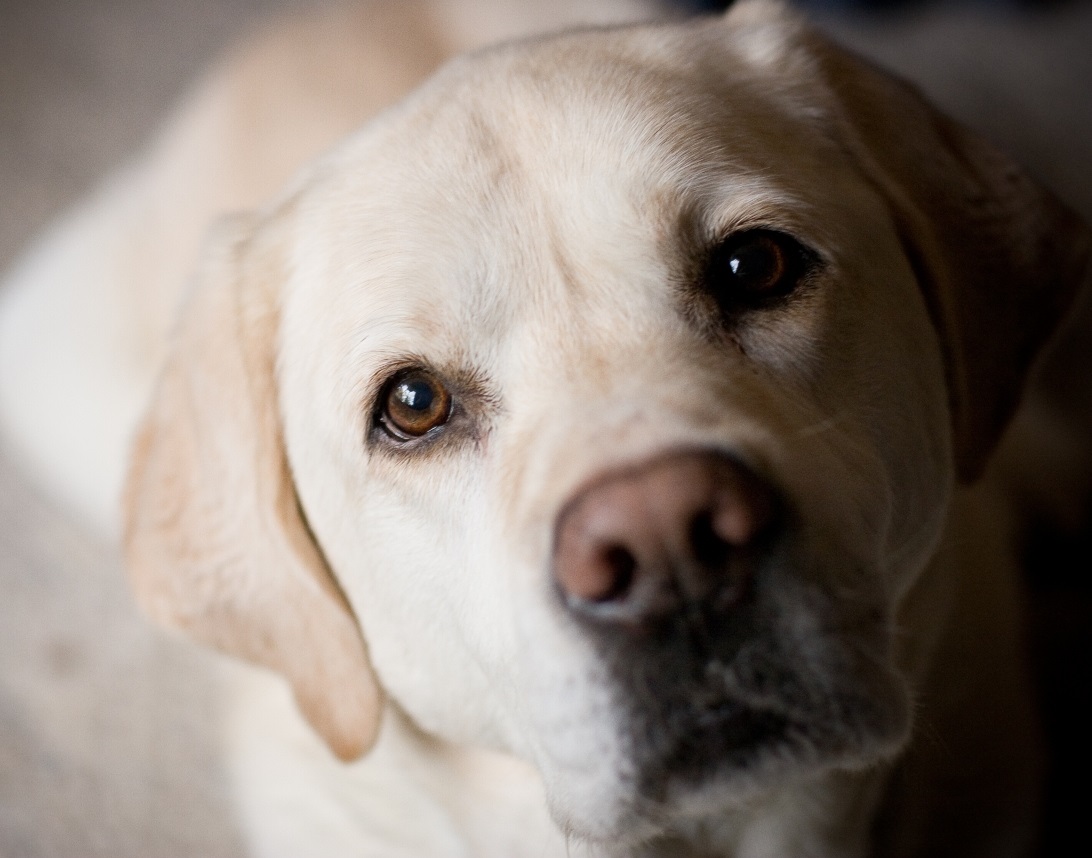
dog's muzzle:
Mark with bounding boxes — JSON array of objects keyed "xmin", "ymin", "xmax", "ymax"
[{"xmin": 550, "ymin": 448, "xmax": 905, "ymax": 797}]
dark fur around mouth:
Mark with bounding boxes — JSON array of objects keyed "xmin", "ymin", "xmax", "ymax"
[{"xmin": 572, "ymin": 556, "xmax": 907, "ymax": 804}]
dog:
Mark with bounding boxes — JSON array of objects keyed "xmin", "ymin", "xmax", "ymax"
[{"xmin": 0, "ymin": 1, "xmax": 1087, "ymax": 855}]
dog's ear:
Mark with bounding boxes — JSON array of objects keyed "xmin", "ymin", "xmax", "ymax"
[
  {"xmin": 809, "ymin": 32, "xmax": 1091, "ymax": 482},
  {"xmin": 123, "ymin": 210, "xmax": 383, "ymax": 760}
]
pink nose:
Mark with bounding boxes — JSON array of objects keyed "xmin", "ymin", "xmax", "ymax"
[{"xmin": 552, "ymin": 450, "xmax": 779, "ymax": 626}]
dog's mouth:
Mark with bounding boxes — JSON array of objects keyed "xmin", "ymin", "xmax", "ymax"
[
  {"xmin": 602, "ymin": 597, "xmax": 911, "ymax": 809},
  {"xmin": 636, "ymin": 692, "xmax": 795, "ymax": 789},
  {"xmin": 566, "ymin": 562, "xmax": 910, "ymax": 811}
]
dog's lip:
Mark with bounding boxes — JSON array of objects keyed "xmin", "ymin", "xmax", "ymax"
[
  {"xmin": 660, "ymin": 662, "xmax": 806, "ymax": 730},
  {"xmin": 632, "ymin": 660, "xmax": 806, "ymax": 758},
  {"xmin": 688, "ymin": 696, "xmax": 795, "ymax": 736},
  {"xmin": 614, "ymin": 619, "xmax": 911, "ymax": 798},
  {"xmin": 632, "ymin": 694, "xmax": 798, "ymax": 798}
]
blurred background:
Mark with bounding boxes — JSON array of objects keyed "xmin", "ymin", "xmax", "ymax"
[{"xmin": 1, "ymin": 1, "xmax": 1089, "ymax": 855}]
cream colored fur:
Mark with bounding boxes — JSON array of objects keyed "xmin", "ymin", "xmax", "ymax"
[{"xmin": 0, "ymin": 2, "xmax": 1086, "ymax": 856}]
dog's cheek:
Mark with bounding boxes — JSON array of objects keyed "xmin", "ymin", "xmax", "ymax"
[
  {"xmin": 852, "ymin": 262, "xmax": 954, "ymax": 602},
  {"xmin": 282, "ymin": 403, "xmax": 525, "ymax": 753},
  {"xmin": 355, "ymin": 471, "xmax": 532, "ymax": 749},
  {"xmin": 506, "ymin": 571, "xmax": 662, "ymax": 846},
  {"xmin": 478, "ymin": 466, "xmax": 653, "ymax": 843},
  {"xmin": 806, "ymin": 194, "xmax": 955, "ymax": 604}
]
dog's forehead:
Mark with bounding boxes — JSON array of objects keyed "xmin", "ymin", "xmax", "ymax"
[
  {"xmin": 319, "ymin": 17, "xmax": 830, "ymax": 219},
  {"xmin": 283, "ymin": 16, "xmax": 849, "ymax": 388}
]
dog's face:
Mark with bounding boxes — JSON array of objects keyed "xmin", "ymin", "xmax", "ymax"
[
  {"xmin": 124, "ymin": 2, "xmax": 1088, "ymax": 848},
  {"xmin": 279, "ymin": 18, "xmax": 951, "ymax": 834}
]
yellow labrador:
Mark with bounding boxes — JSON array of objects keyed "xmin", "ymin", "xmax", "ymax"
[{"xmin": 0, "ymin": 1, "xmax": 1087, "ymax": 856}]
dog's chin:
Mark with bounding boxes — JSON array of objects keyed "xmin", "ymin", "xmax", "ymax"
[
  {"xmin": 632, "ymin": 679, "xmax": 911, "ymax": 806},
  {"xmin": 551, "ymin": 661, "xmax": 912, "ymax": 850}
]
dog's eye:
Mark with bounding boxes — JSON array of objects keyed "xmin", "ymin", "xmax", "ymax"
[
  {"xmin": 705, "ymin": 230, "xmax": 811, "ymax": 309},
  {"xmin": 380, "ymin": 371, "xmax": 452, "ymax": 440}
]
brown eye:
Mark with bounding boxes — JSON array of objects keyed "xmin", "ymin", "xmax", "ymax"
[
  {"xmin": 381, "ymin": 371, "xmax": 452, "ymax": 439},
  {"xmin": 705, "ymin": 230, "xmax": 810, "ymax": 309}
]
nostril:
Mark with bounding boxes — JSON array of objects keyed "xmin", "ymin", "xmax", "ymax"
[
  {"xmin": 689, "ymin": 512, "xmax": 731, "ymax": 570},
  {"xmin": 557, "ymin": 537, "xmax": 638, "ymax": 605},
  {"xmin": 593, "ymin": 545, "xmax": 636, "ymax": 603},
  {"xmin": 714, "ymin": 468, "xmax": 775, "ymax": 549}
]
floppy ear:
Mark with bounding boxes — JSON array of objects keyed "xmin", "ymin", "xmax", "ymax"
[
  {"xmin": 123, "ymin": 210, "xmax": 383, "ymax": 760},
  {"xmin": 809, "ymin": 31, "xmax": 1091, "ymax": 482}
]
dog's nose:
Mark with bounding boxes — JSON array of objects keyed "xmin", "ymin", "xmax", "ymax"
[{"xmin": 553, "ymin": 450, "xmax": 779, "ymax": 625}]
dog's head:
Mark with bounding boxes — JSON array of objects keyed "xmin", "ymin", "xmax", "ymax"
[{"xmin": 123, "ymin": 0, "xmax": 1089, "ymax": 847}]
